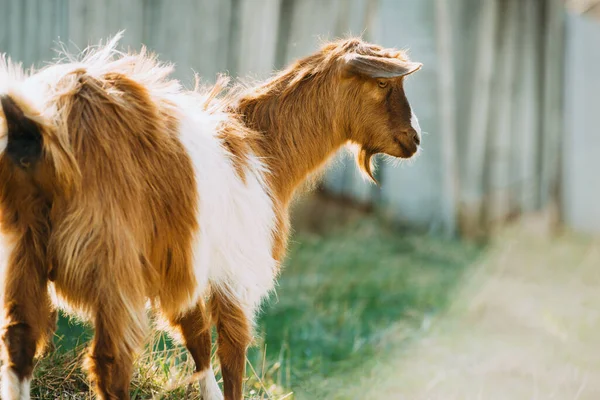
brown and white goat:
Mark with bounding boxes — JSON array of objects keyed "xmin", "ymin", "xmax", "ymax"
[{"xmin": 0, "ymin": 36, "xmax": 422, "ymax": 400}]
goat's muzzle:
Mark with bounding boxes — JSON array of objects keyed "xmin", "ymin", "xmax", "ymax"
[{"xmin": 393, "ymin": 128, "xmax": 420, "ymax": 158}]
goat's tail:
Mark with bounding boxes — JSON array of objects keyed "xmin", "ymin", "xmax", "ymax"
[{"xmin": 0, "ymin": 87, "xmax": 81, "ymax": 193}]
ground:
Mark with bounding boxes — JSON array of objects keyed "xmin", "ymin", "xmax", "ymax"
[
  {"xmin": 313, "ymin": 216, "xmax": 600, "ymax": 400},
  {"xmin": 31, "ymin": 198, "xmax": 600, "ymax": 399}
]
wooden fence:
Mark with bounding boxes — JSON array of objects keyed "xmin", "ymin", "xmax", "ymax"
[
  {"xmin": 454, "ymin": 0, "xmax": 565, "ymax": 238},
  {"xmin": 0, "ymin": 0, "xmax": 566, "ymax": 237}
]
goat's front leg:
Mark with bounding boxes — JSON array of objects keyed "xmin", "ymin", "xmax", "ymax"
[{"xmin": 0, "ymin": 236, "xmax": 54, "ymax": 400}]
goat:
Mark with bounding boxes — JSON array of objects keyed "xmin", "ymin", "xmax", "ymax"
[{"xmin": 0, "ymin": 36, "xmax": 422, "ymax": 400}]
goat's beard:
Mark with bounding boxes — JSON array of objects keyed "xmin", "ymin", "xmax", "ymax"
[{"xmin": 355, "ymin": 145, "xmax": 378, "ymax": 185}]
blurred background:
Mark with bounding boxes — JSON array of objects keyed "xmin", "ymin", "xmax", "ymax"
[{"xmin": 2, "ymin": 0, "xmax": 600, "ymax": 399}]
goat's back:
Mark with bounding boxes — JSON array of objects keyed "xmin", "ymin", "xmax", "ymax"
[{"xmin": 47, "ymin": 71, "xmax": 199, "ymax": 318}]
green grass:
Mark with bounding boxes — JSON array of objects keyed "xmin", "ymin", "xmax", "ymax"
[
  {"xmin": 34, "ymin": 201, "xmax": 481, "ymax": 399},
  {"xmin": 250, "ymin": 212, "xmax": 481, "ymax": 398}
]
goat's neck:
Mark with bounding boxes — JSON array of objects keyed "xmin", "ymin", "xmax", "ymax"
[{"xmin": 238, "ymin": 79, "xmax": 345, "ymax": 206}]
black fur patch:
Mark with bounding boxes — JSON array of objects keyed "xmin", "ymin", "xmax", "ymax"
[
  {"xmin": 1, "ymin": 96, "xmax": 43, "ymax": 169},
  {"xmin": 2, "ymin": 322, "xmax": 36, "ymax": 380}
]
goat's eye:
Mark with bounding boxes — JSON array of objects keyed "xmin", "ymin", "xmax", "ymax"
[{"xmin": 377, "ymin": 80, "xmax": 388, "ymax": 89}]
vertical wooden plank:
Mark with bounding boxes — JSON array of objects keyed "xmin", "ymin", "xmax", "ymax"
[
  {"xmin": 459, "ymin": 0, "xmax": 499, "ymax": 237},
  {"xmin": 284, "ymin": 0, "xmax": 344, "ymax": 63},
  {"xmin": 514, "ymin": 0, "xmax": 543, "ymax": 213},
  {"xmin": 225, "ymin": 0, "xmax": 241, "ymax": 76},
  {"xmin": 68, "ymin": 0, "xmax": 90, "ymax": 50},
  {"xmin": 236, "ymin": 0, "xmax": 281, "ymax": 79},
  {"xmin": 273, "ymin": 0, "xmax": 295, "ymax": 69},
  {"xmin": 8, "ymin": 0, "xmax": 24, "ymax": 61},
  {"xmin": 67, "ymin": 0, "xmax": 119, "ymax": 50},
  {"xmin": 123, "ymin": 0, "xmax": 145, "ymax": 49},
  {"xmin": 143, "ymin": 0, "xmax": 189, "ymax": 80},
  {"xmin": 435, "ymin": 0, "xmax": 459, "ymax": 237},
  {"xmin": 507, "ymin": 1, "xmax": 525, "ymax": 215},
  {"xmin": 319, "ymin": 0, "xmax": 371, "ymax": 39},
  {"xmin": 0, "ymin": 0, "xmax": 10, "ymax": 55},
  {"xmin": 508, "ymin": 0, "xmax": 525, "ymax": 214},
  {"xmin": 539, "ymin": 0, "xmax": 566, "ymax": 222},
  {"xmin": 37, "ymin": 0, "xmax": 54, "ymax": 62},
  {"xmin": 332, "ymin": 0, "xmax": 369, "ymax": 38},
  {"xmin": 141, "ymin": 0, "xmax": 160, "ymax": 53},
  {"xmin": 452, "ymin": 0, "xmax": 482, "ymax": 182},
  {"xmin": 53, "ymin": 0, "xmax": 69, "ymax": 47},
  {"xmin": 487, "ymin": 0, "xmax": 520, "ymax": 225},
  {"xmin": 86, "ymin": 0, "xmax": 109, "ymax": 45},
  {"xmin": 23, "ymin": 0, "xmax": 40, "ymax": 67},
  {"xmin": 142, "ymin": 0, "xmax": 232, "ymax": 84},
  {"xmin": 102, "ymin": 0, "xmax": 143, "ymax": 50},
  {"xmin": 194, "ymin": 0, "xmax": 233, "ymax": 81},
  {"xmin": 562, "ymin": 10, "xmax": 600, "ymax": 233}
]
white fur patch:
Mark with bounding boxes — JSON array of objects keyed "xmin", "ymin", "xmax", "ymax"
[
  {"xmin": 1, "ymin": 367, "xmax": 28, "ymax": 400},
  {"xmin": 20, "ymin": 378, "xmax": 30, "ymax": 400},
  {"xmin": 411, "ymin": 109, "xmax": 422, "ymax": 139},
  {"xmin": 198, "ymin": 366, "xmax": 223, "ymax": 400},
  {"xmin": 176, "ymin": 96, "xmax": 277, "ymax": 318}
]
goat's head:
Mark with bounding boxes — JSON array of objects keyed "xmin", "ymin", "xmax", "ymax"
[{"xmin": 327, "ymin": 39, "xmax": 423, "ymax": 181}]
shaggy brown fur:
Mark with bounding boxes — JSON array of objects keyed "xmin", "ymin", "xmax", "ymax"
[{"xmin": 0, "ymin": 36, "xmax": 421, "ymax": 400}]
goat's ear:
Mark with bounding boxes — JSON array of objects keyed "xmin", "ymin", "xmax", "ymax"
[
  {"xmin": 0, "ymin": 95, "xmax": 43, "ymax": 168},
  {"xmin": 343, "ymin": 54, "xmax": 422, "ymax": 79}
]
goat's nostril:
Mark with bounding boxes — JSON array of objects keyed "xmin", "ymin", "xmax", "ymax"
[
  {"xmin": 409, "ymin": 129, "xmax": 420, "ymax": 146},
  {"xmin": 398, "ymin": 129, "xmax": 420, "ymax": 147},
  {"xmin": 413, "ymin": 133, "xmax": 421, "ymax": 146}
]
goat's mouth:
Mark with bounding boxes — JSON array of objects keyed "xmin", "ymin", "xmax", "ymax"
[{"xmin": 392, "ymin": 136, "xmax": 419, "ymax": 158}]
